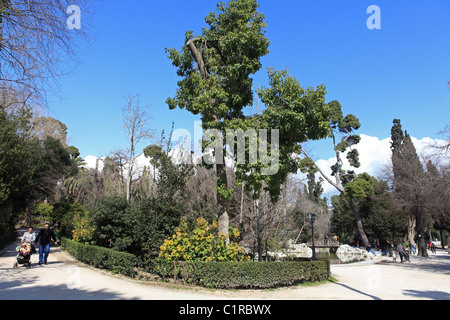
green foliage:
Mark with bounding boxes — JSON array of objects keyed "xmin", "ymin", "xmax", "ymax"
[
  {"xmin": 91, "ymin": 196, "xmax": 183, "ymax": 267},
  {"xmin": 235, "ymin": 68, "xmax": 331, "ymax": 202},
  {"xmin": 32, "ymin": 136, "xmax": 77, "ymax": 198},
  {"xmin": 171, "ymin": 260, "xmax": 329, "ymax": 289},
  {"xmin": 143, "ymin": 128, "xmax": 193, "ymax": 200},
  {"xmin": 157, "ymin": 217, "xmax": 248, "ymax": 266},
  {"xmin": 166, "ymin": 0, "xmax": 332, "ymax": 208},
  {"xmin": 33, "ymin": 202, "xmax": 54, "ymax": 223},
  {"xmin": 0, "ymin": 107, "xmax": 35, "ymax": 235},
  {"xmin": 0, "ymin": 105, "xmax": 80, "ymax": 237},
  {"xmin": 166, "ymin": 0, "xmax": 269, "ymax": 128},
  {"xmin": 55, "ymin": 200, "xmax": 88, "ymax": 238},
  {"xmin": 61, "ymin": 238, "xmax": 140, "ymax": 277},
  {"xmin": 128, "ymin": 197, "xmax": 185, "ymax": 266},
  {"xmin": 71, "ymin": 211, "xmax": 95, "ymax": 245},
  {"xmin": 91, "ymin": 196, "xmax": 133, "ymax": 251},
  {"xmin": 324, "ymin": 100, "xmax": 362, "ymax": 185},
  {"xmin": 331, "ymin": 173, "xmax": 407, "ymax": 244},
  {"xmin": 390, "ymin": 119, "xmax": 404, "ymax": 151}
]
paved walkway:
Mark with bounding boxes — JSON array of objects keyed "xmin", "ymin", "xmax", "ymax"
[{"xmin": 1, "ymin": 231, "xmax": 449, "ymax": 300}]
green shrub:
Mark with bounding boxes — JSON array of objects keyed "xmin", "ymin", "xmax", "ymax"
[
  {"xmin": 91, "ymin": 196, "xmax": 183, "ymax": 269},
  {"xmin": 172, "ymin": 260, "xmax": 330, "ymax": 289},
  {"xmin": 61, "ymin": 237, "xmax": 140, "ymax": 277},
  {"xmin": 90, "ymin": 196, "xmax": 131, "ymax": 250}
]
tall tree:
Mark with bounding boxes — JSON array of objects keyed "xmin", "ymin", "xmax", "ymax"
[
  {"xmin": 331, "ymin": 173, "xmax": 406, "ymax": 245},
  {"xmin": 0, "ymin": 107, "xmax": 34, "ymax": 234},
  {"xmin": 166, "ymin": 0, "xmax": 270, "ymax": 234},
  {"xmin": 299, "ymin": 100, "xmax": 370, "ymax": 247},
  {"xmin": 390, "ymin": 119, "xmax": 430, "ymax": 257},
  {"xmin": 425, "ymin": 160, "xmax": 450, "ymax": 248},
  {"xmin": 121, "ymin": 95, "xmax": 152, "ymax": 202}
]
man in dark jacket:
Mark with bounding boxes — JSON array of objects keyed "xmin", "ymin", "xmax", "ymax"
[{"xmin": 35, "ymin": 223, "xmax": 57, "ymax": 265}]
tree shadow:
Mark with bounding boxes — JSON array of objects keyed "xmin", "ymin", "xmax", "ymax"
[
  {"xmin": 403, "ymin": 289, "xmax": 450, "ymax": 300},
  {"xmin": 1, "ymin": 236, "xmax": 140, "ymax": 300},
  {"xmin": 0, "ymin": 276, "xmax": 136, "ymax": 300},
  {"xmin": 395, "ymin": 255, "xmax": 450, "ymax": 276},
  {"xmin": 332, "ymin": 282, "xmax": 382, "ymax": 300}
]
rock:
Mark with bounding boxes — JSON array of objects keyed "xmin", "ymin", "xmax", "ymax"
[
  {"xmin": 266, "ymin": 240, "xmax": 313, "ymax": 260},
  {"xmin": 336, "ymin": 244, "xmax": 380, "ymax": 262},
  {"xmin": 336, "ymin": 244, "xmax": 365, "ymax": 256}
]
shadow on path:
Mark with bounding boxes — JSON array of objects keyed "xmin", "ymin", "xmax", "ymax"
[
  {"xmin": 332, "ymin": 282, "xmax": 382, "ymax": 300},
  {"xmin": 403, "ymin": 289, "xmax": 450, "ymax": 300}
]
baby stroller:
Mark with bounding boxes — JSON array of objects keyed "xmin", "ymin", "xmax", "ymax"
[
  {"xmin": 401, "ymin": 249, "xmax": 411, "ymax": 263},
  {"xmin": 13, "ymin": 242, "xmax": 32, "ymax": 269}
]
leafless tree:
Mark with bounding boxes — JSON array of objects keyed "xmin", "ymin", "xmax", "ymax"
[
  {"xmin": 121, "ymin": 94, "xmax": 153, "ymax": 202},
  {"xmin": 0, "ymin": 0, "xmax": 92, "ymax": 101}
]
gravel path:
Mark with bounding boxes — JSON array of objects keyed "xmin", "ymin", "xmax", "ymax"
[{"xmin": 1, "ymin": 231, "xmax": 449, "ymax": 300}]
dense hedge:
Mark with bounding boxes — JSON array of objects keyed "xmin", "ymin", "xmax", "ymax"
[
  {"xmin": 61, "ymin": 238, "xmax": 140, "ymax": 277},
  {"xmin": 172, "ymin": 260, "xmax": 330, "ymax": 289}
]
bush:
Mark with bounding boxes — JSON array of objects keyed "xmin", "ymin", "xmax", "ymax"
[
  {"xmin": 172, "ymin": 260, "xmax": 330, "ymax": 289},
  {"xmin": 61, "ymin": 237, "xmax": 140, "ymax": 277},
  {"xmin": 157, "ymin": 217, "xmax": 249, "ymax": 264},
  {"xmin": 71, "ymin": 213, "xmax": 95, "ymax": 245},
  {"xmin": 34, "ymin": 202, "xmax": 54, "ymax": 223},
  {"xmin": 128, "ymin": 197, "xmax": 184, "ymax": 267},
  {"xmin": 51, "ymin": 198, "xmax": 88, "ymax": 238},
  {"xmin": 91, "ymin": 196, "xmax": 131, "ymax": 251},
  {"xmin": 91, "ymin": 196, "xmax": 183, "ymax": 269}
]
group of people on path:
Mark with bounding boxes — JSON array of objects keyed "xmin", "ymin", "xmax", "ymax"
[{"xmin": 21, "ymin": 223, "xmax": 58, "ymax": 266}]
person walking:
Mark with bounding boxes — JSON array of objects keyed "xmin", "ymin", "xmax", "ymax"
[
  {"xmin": 21, "ymin": 227, "xmax": 36, "ymax": 253},
  {"xmin": 35, "ymin": 223, "xmax": 57, "ymax": 265},
  {"xmin": 397, "ymin": 243, "xmax": 406, "ymax": 263},
  {"xmin": 22, "ymin": 227, "xmax": 36, "ymax": 243},
  {"xmin": 430, "ymin": 242, "xmax": 437, "ymax": 254}
]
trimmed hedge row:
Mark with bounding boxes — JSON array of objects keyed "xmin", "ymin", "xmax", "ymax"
[
  {"xmin": 61, "ymin": 238, "xmax": 140, "ymax": 277},
  {"xmin": 172, "ymin": 260, "xmax": 330, "ymax": 289}
]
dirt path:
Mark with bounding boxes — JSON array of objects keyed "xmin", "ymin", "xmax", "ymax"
[{"xmin": 1, "ymin": 231, "xmax": 449, "ymax": 300}]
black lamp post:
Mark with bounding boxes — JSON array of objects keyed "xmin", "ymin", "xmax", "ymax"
[{"xmin": 308, "ymin": 212, "xmax": 317, "ymax": 261}]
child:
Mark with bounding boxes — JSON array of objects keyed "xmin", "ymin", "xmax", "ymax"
[
  {"xmin": 19, "ymin": 243, "xmax": 31, "ymax": 255},
  {"xmin": 392, "ymin": 251, "xmax": 397, "ymax": 262}
]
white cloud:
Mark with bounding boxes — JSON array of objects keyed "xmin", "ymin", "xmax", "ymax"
[
  {"xmin": 314, "ymin": 134, "xmax": 448, "ymax": 196},
  {"xmin": 84, "ymin": 155, "xmax": 104, "ymax": 171},
  {"xmin": 82, "ymin": 134, "xmax": 447, "ymax": 197}
]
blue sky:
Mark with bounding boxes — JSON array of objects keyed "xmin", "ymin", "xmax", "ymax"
[{"xmin": 47, "ymin": 0, "xmax": 450, "ymax": 161}]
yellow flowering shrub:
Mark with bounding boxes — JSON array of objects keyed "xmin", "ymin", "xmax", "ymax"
[
  {"xmin": 72, "ymin": 214, "xmax": 95, "ymax": 245},
  {"xmin": 158, "ymin": 217, "xmax": 249, "ymax": 263}
]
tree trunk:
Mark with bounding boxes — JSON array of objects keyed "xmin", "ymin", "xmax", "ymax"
[
  {"xmin": 25, "ymin": 207, "xmax": 32, "ymax": 228},
  {"xmin": 439, "ymin": 230, "xmax": 445, "ymax": 249},
  {"xmin": 407, "ymin": 215, "xmax": 417, "ymax": 247},
  {"xmin": 239, "ymin": 182, "xmax": 244, "ymax": 224},
  {"xmin": 216, "ymin": 161, "xmax": 229, "ymax": 237},
  {"xmin": 415, "ymin": 206, "xmax": 429, "ymax": 257},
  {"xmin": 299, "ymin": 145, "xmax": 370, "ymax": 247},
  {"xmin": 346, "ymin": 196, "xmax": 369, "ymax": 247},
  {"xmin": 126, "ymin": 146, "xmax": 134, "ymax": 202},
  {"xmin": 417, "ymin": 234, "xmax": 429, "ymax": 257},
  {"xmin": 255, "ymin": 199, "xmax": 262, "ymax": 262}
]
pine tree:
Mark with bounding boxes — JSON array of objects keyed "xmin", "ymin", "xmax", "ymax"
[{"xmin": 390, "ymin": 119, "xmax": 430, "ymax": 257}]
